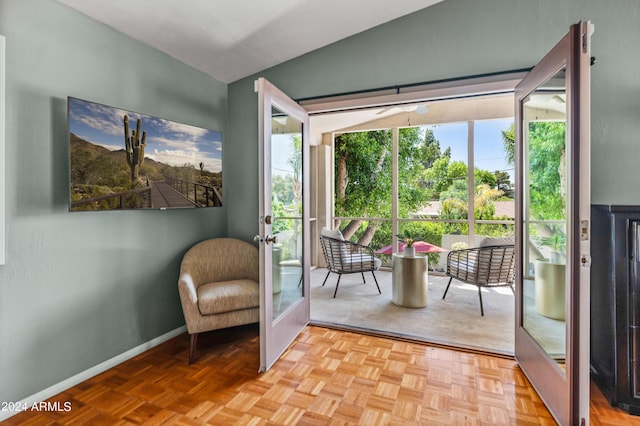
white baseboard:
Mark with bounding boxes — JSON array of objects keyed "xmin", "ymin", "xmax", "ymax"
[{"xmin": 0, "ymin": 325, "xmax": 187, "ymax": 421}]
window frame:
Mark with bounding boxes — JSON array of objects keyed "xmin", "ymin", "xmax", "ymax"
[
  {"xmin": 305, "ymin": 72, "xmax": 524, "ymax": 260},
  {"xmin": 0, "ymin": 34, "xmax": 6, "ymax": 265}
]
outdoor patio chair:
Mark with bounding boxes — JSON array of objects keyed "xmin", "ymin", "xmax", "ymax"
[
  {"xmin": 442, "ymin": 237, "xmax": 515, "ymax": 316},
  {"xmin": 319, "ymin": 228, "xmax": 381, "ymax": 298}
]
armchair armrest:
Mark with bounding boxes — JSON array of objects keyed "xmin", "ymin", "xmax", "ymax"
[
  {"xmin": 342, "ymin": 238, "xmax": 374, "ymax": 254},
  {"xmin": 178, "ymin": 272, "xmax": 198, "ymax": 304},
  {"xmin": 446, "ymin": 247, "xmax": 480, "ymax": 282},
  {"xmin": 178, "ymin": 272, "xmax": 202, "ymax": 334},
  {"xmin": 446, "ymin": 244, "xmax": 515, "ymax": 285}
]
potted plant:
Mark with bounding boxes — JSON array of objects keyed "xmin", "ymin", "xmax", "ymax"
[{"xmin": 397, "ymin": 230, "xmax": 416, "ymax": 257}]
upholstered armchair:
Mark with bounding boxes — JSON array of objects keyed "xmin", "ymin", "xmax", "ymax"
[
  {"xmin": 178, "ymin": 238, "xmax": 260, "ymax": 364},
  {"xmin": 442, "ymin": 237, "xmax": 515, "ymax": 316}
]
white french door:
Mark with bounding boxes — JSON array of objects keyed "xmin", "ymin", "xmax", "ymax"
[
  {"xmin": 256, "ymin": 77, "xmax": 310, "ymax": 372},
  {"xmin": 514, "ymin": 21, "xmax": 592, "ymax": 425}
]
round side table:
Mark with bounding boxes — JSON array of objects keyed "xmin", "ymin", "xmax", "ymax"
[{"xmin": 391, "ymin": 253, "xmax": 428, "ymax": 308}]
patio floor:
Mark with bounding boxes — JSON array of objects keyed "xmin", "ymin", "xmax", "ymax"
[{"xmin": 309, "ymin": 267, "xmax": 516, "ymax": 355}]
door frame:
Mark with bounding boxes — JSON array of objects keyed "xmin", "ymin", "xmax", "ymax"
[
  {"xmin": 272, "ymin": 24, "xmax": 592, "ymax": 417},
  {"xmin": 303, "ymin": 72, "xmax": 525, "ymax": 267},
  {"xmin": 256, "ymin": 77, "xmax": 311, "ymax": 372},
  {"xmin": 514, "ymin": 21, "xmax": 592, "ymax": 425}
]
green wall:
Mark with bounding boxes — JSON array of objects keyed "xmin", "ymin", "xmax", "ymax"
[
  {"xmin": 227, "ymin": 0, "xmax": 640, "ymax": 242},
  {"xmin": 0, "ymin": 0, "xmax": 228, "ymax": 403}
]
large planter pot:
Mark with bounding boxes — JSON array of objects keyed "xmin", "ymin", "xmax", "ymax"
[{"xmin": 534, "ymin": 260, "xmax": 565, "ymax": 320}]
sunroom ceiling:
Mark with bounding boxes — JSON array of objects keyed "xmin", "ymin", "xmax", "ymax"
[{"xmin": 309, "ymin": 94, "xmax": 515, "ymax": 146}]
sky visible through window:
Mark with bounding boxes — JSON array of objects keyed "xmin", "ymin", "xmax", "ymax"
[
  {"xmin": 271, "ymin": 117, "xmax": 515, "ymax": 182},
  {"xmin": 428, "ymin": 117, "xmax": 514, "ymax": 181}
]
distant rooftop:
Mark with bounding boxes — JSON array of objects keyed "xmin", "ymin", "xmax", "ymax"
[{"xmin": 412, "ymin": 200, "xmax": 515, "ymax": 220}]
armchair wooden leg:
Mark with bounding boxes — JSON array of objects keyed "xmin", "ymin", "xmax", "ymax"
[
  {"xmin": 442, "ymin": 277, "xmax": 454, "ymax": 299},
  {"xmin": 189, "ymin": 333, "xmax": 198, "ymax": 365},
  {"xmin": 477, "ymin": 287, "xmax": 485, "ymax": 316},
  {"xmin": 360, "ymin": 272, "xmax": 366, "ymax": 283}
]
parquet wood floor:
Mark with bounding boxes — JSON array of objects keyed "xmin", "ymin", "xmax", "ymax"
[{"xmin": 2, "ymin": 325, "xmax": 639, "ymax": 425}]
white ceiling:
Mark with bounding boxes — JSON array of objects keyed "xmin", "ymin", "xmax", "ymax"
[{"xmin": 57, "ymin": 0, "xmax": 444, "ymax": 83}]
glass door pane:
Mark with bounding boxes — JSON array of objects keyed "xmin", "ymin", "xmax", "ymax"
[
  {"xmin": 522, "ymin": 71, "xmax": 568, "ymax": 368},
  {"xmin": 271, "ymin": 105, "xmax": 303, "ymax": 318}
]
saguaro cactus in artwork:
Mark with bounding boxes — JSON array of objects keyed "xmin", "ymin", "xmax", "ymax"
[{"xmin": 124, "ymin": 115, "xmax": 146, "ymax": 182}]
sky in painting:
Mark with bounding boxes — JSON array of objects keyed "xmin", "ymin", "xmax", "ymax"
[{"xmin": 68, "ymin": 97, "xmax": 222, "ymax": 173}]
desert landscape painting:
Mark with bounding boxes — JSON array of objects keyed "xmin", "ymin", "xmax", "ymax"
[{"xmin": 68, "ymin": 97, "xmax": 222, "ymax": 211}]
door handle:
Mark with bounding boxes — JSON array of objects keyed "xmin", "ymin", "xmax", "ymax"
[
  {"xmin": 265, "ymin": 235, "xmax": 277, "ymax": 245},
  {"xmin": 254, "ymin": 234, "xmax": 277, "ymax": 245}
]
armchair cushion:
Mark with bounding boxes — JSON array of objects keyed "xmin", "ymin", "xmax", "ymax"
[
  {"xmin": 197, "ymin": 279, "xmax": 259, "ymax": 315},
  {"xmin": 321, "ymin": 227, "xmax": 348, "ymax": 259},
  {"xmin": 321, "ymin": 227, "xmax": 345, "ymax": 241},
  {"xmin": 480, "ymin": 237, "xmax": 514, "ymax": 247},
  {"xmin": 341, "ymin": 253, "xmax": 382, "ymax": 271}
]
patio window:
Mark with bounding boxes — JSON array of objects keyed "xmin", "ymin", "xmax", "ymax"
[{"xmin": 325, "ymin": 95, "xmax": 516, "ymax": 269}]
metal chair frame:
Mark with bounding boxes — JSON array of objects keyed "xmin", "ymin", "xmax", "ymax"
[
  {"xmin": 319, "ymin": 235, "xmax": 381, "ymax": 298},
  {"xmin": 442, "ymin": 244, "xmax": 516, "ymax": 315}
]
